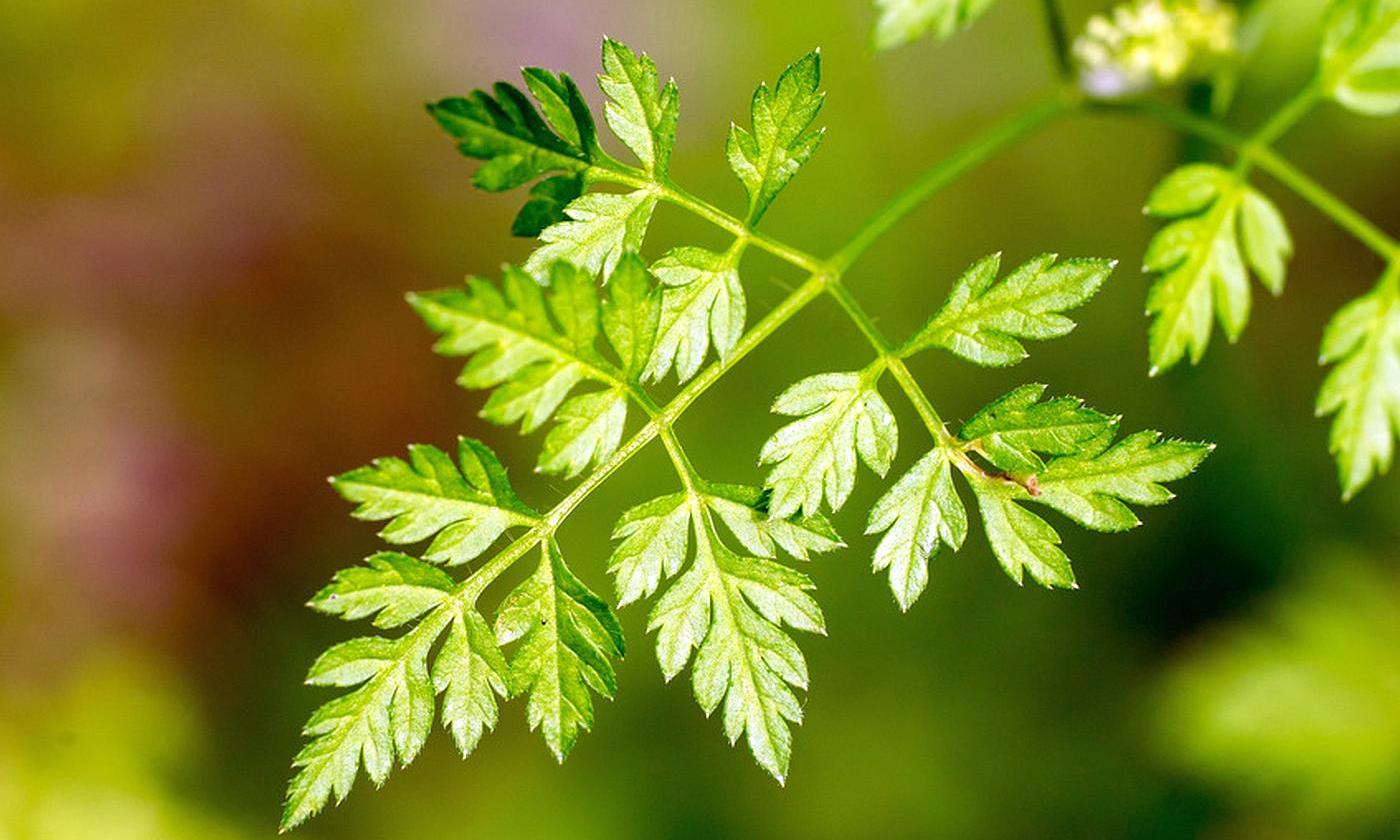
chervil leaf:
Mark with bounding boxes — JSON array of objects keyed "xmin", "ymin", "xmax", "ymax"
[
  {"xmin": 511, "ymin": 174, "xmax": 585, "ymax": 237},
  {"xmin": 1142, "ymin": 163, "xmax": 1293, "ymax": 373},
  {"xmin": 970, "ymin": 481, "xmax": 1077, "ymax": 589},
  {"xmin": 904, "ymin": 252, "xmax": 1115, "ymax": 366},
  {"xmin": 602, "ymin": 253, "xmax": 660, "ymax": 379},
  {"xmin": 966, "ymin": 411, "xmax": 1211, "ymax": 588},
  {"xmin": 1033, "ymin": 431, "xmax": 1214, "ymax": 532},
  {"xmin": 524, "ymin": 190, "xmax": 659, "ymax": 281},
  {"xmin": 645, "ymin": 246, "xmax": 746, "ymax": 384},
  {"xmin": 330, "ymin": 438, "xmax": 538, "ymax": 565},
  {"xmin": 428, "ymin": 83, "xmax": 591, "ymax": 192},
  {"xmin": 284, "ymin": 620, "xmax": 440, "ymax": 830},
  {"xmin": 1320, "ymin": 0, "xmax": 1400, "ymax": 116},
  {"xmin": 410, "ymin": 261, "xmax": 650, "ymax": 477},
  {"xmin": 865, "ymin": 449, "xmax": 968, "ymax": 610},
  {"xmin": 433, "ymin": 606, "xmax": 510, "ymax": 757},
  {"xmin": 703, "ymin": 483, "xmax": 842, "ymax": 562},
  {"xmin": 495, "ymin": 541, "xmax": 625, "ymax": 761},
  {"xmin": 760, "ymin": 371, "xmax": 898, "ymax": 519},
  {"xmin": 309, "ymin": 552, "xmax": 456, "ymax": 629},
  {"xmin": 727, "ymin": 51, "xmax": 825, "ymax": 224},
  {"xmin": 958, "ymin": 384, "xmax": 1117, "ymax": 475},
  {"xmin": 538, "ymin": 387, "xmax": 629, "ymax": 479},
  {"xmin": 614, "ymin": 492, "xmax": 824, "ymax": 783},
  {"xmin": 1317, "ymin": 275, "xmax": 1400, "ymax": 499},
  {"xmin": 872, "ymin": 0, "xmax": 998, "ymax": 50},
  {"xmin": 599, "ymin": 37, "xmax": 679, "ymax": 176}
]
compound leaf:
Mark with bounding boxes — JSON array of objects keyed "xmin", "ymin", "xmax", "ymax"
[
  {"xmin": 309, "ymin": 552, "xmax": 456, "ymax": 629},
  {"xmin": 524, "ymin": 190, "xmax": 659, "ymax": 281},
  {"xmin": 959, "ymin": 384, "xmax": 1117, "ymax": 475},
  {"xmin": 905, "ymin": 252, "xmax": 1115, "ymax": 366}
]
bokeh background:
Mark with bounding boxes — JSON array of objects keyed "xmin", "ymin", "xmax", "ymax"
[{"xmin": 2, "ymin": 0, "xmax": 1399, "ymax": 837}]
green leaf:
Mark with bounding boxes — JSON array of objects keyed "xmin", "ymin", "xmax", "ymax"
[
  {"xmin": 905, "ymin": 252, "xmax": 1115, "ymax": 366},
  {"xmin": 760, "ymin": 371, "xmax": 898, "ymax": 519},
  {"xmin": 1033, "ymin": 431, "xmax": 1214, "ymax": 532},
  {"xmin": 958, "ymin": 384, "xmax": 1117, "ymax": 475},
  {"xmin": 330, "ymin": 438, "xmax": 537, "ymax": 565},
  {"xmin": 1317, "ymin": 276, "xmax": 1400, "ymax": 499},
  {"xmin": 727, "ymin": 51, "xmax": 825, "ymax": 224},
  {"xmin": 1320, "ymin": 0, "xmax": 1400, "ymax": 116},
  {"xmin": 602, "ymin": 253, "xmax": 660, "ymax": 379},
  {"xmin": 410, "ymin": 261, "xmax": 648, "ymax": 477},
  {"xmin": 434, "ymin": 606, "xmax": 511, "ymax": 757},
  {"xmin": 495, "ymin": 541, "xmax": 625, "ymax": 761},
  {"xmin": 428, "ymin": 85, "xmax": 589, "ymax": 192},
  {"xmin": 645, "ymin": 246, "xmax": 746, "ymax": 384},
  {"xmin": 538, "ymin": 387, "xmax": 629, "ymax": 479},
  {"xmin": 1142, "ymin": 164, "xmax": 1293, "ymax": 373},
  {"xmin": 284, "ymin": 624, "xmax": 440, "ymax": 830},
  {"xmin": 865, "ymin": 449, "xmax": 968, "ymax": 610},
  {"xmin": 970, "ymin": 481, "xmax": 1076, "ymax": 589},
  {"xmin": 872, "ymin": 0, "xmax": 998, "ymax": 50},
  {"xmin": 599, "ymin": 37, "xmax": 679, "ymax": 175},
  {"xmin": 637, "ymin": 506, "xmax": 824, "ymax": 782},
  {"xmin": 524, "ymin": 190, "xmax": 659, "ymax": 282},
  {"xmin": 702, "ymin": 483, "xmax": 843, "ymax": 562},
  {"xmin": 309, "ymin": 552, "xmax": 456, "ymax": 629},
  {"xmin": 511, "ymin": 174, "xmax": 584, "ymax": 237},
  {"xmin": 609, "ymin": 492, "xmax": 693, "ymax": 607}
]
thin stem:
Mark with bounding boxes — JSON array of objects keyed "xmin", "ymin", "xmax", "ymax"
[
  {"xmin": 1038, "ymin": 0, "xmax": 1075, "ymax": 82},
  {"xmin": 1235, "ymin": 81, "xmax": 1322, "ymax": 177},
  {"xmin": 1088, "ymin": 98, "xmax": 1400, "ymax": 259},
  {"xmin": 828, "ymin": 94, "xmax": 1073, "ymax": 271}
]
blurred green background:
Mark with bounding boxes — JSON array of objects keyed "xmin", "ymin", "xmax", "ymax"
[{"xmin": 2, "ymin": 0, "xmax": 1398, "ymax": 837}]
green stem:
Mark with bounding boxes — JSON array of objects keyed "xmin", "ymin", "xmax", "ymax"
[
  {"xmin": 1089, "ymin": 98, "xmax": 1400, "ymax": 259},
  {"xmin": 1234, "ymin": 81, "xmax": 1322, "ymax": 177},
  {"xmin": 828, "ymin": 94, "xmax": 1073, "ymax": 271},
  {"xmin": 1038, "ymin": 0, "xmax": 1074, "ymax": 82}
]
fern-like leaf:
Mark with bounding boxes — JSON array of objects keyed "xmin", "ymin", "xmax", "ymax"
[
  {"xmin": 727, "ymin": 50, "xmax": 825, "ymax": 224},
  {"xmin": 873, "ymin": 0, "xmax": 998, "ymax": 50},
  {"xmin": 1142, "ymin": 163, "xmax": 1293, "ymax": 373},
  {"xmin": 1321, "ymin": 0, "xmax": 1400, "ymax": 116}
]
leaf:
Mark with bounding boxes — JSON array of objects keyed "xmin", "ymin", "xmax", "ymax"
[
  {"xmin": 904, "ymin": 252, "xmax": 1115, "ymax": 366},
  {"xmin": 524, "ymin": 190, "xmax": 659, "ymax": 282},
  {"xmin": 537, "ymin": 387, "xmax": 629, "ymax": 479},
  {"xmin": 1320, "ymin": 0, "xmax": 1400, "ymax": 116},
  {"xmin": 309, "ymin": 552, "xmax": 456, "ymax": 629},
  {"xmin": 602, "ymin": 253, "xmax": 660, "ymax": 379},
  {"xmin": 495, "ymin": 541, "xmax": 626, "ymax": 761},
  {"xmin": 958, "ymin": 384, "xmax": 1117, "ymax": 475},
  {"xmin": 953, "ymin": 388, "xmax": 1212, "ymax": 589},
  {"xmin": 702, "ymin": 483, "xmax": 843, "ymax": 562},
  {"xmin": 865, "ymin": 449, "xmax": 968, "ymax": 610},
  {"xmin": 970, "ymin": 481, "xmax": 1077, "ymax": 589},
  {"xmin": 410, "ymin": 261, "xmax": 649, "ymax": 477},
  {"xmin": 1033, "ymin": 431, "xmax": 1214, "ymax": 532},
  {"xmin": 428, "ymin": 84, "xmax": 590, "ymax": 192},
  {"xmin": 330, "ymin": 438, "xmax": 538, "ymax": 565},
  {"xmin": 1141, "ymin": 164, "xmax": 1293, "ymax": 373},
  {"xmin": 599, "ymin": 37, "xmax": 679, "ymax": 175},
  {"xmin": 760, "ymin": 371, "xmax": 898, "ymax": 519},
  {"xmin": 872, "ymin": 0, "xmax": 998, "ymax": 50},
  {"xmin": 727, "ymin": 51, "xmax": 825, "ymax": 224},
  {"xmin": 433, "ymin": 605, "xmax": 511, "ymax": 756},
  {"xmin": 645, "ymin": 246, "xmax": 746, "ymax": 384},
  {"xmin": 637, "ymin": 505, "xmax": 824, "ymax": 782},
  {"xmin": 284, "ymin": 624, "xmax": 440, "ymax": 830},
  {"xmin": 609, "ymin": 492, "xmax": 693, "ymax": 607},
  {"xmin": 511, "ymin": 174, "xmax": 584, "ymax": 237},
  {"xmin": 1317, "ymin": 277, "xmax": 1400, "ymax": 499}
]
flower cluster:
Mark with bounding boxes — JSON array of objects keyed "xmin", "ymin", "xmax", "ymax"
[{"xmin": 1074, "ymin": 0, "xmax": 1239, "ymax": 98}]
